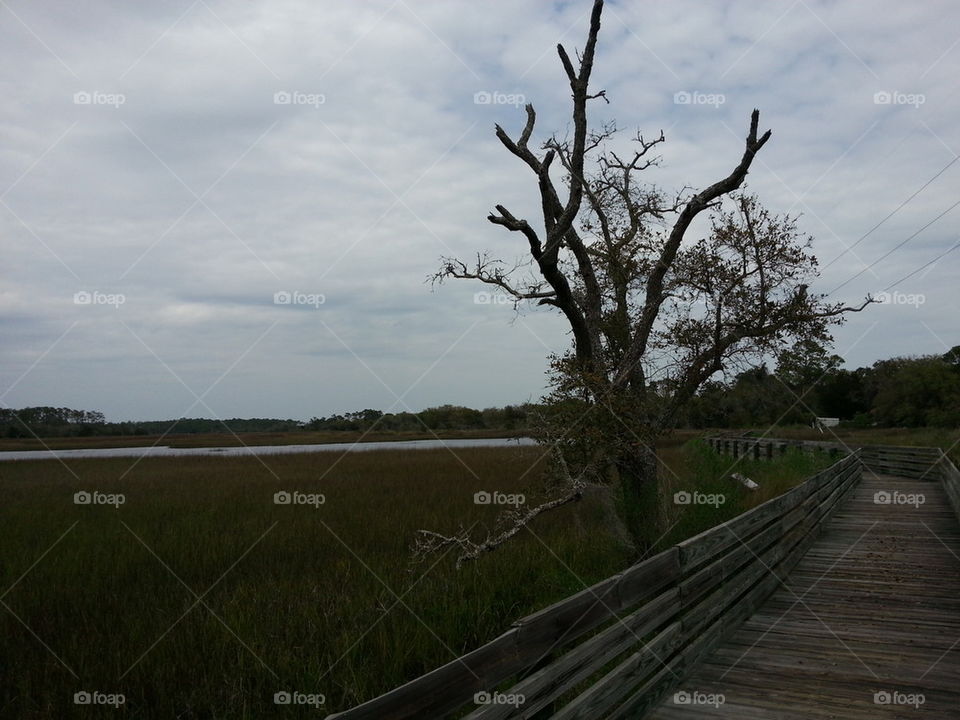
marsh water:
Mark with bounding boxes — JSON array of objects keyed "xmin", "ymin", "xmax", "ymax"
[{"xmin": 0, "ymin": 437, "xmax": 537, "ymax": 462}]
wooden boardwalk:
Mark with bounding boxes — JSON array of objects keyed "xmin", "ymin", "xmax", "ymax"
[
  {"xmin": 327, "ymin": 443, "xmax": 960, "ymax": 719},
  {"xmin": 646, "ymin": 471, "xmax": 960, "ymax": 719}
]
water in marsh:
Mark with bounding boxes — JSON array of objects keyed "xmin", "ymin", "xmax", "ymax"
[{"xmin": 0, "ymin": 437, "xmax": 537, "ymax": 462}]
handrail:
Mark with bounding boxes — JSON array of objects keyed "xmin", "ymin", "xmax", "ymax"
[
  {"xmin": 934, "ymin": 449, "xmax": 960, "ymax": 522},
  {"xmin": 325, "ymin": 445, "xmax": 862, "ymax": 719},
  {"xmin": 706, "ymin": 435, "xmax": 945, "ymax": 480}
]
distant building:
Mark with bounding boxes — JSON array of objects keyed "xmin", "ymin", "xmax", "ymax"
[{"xmin": 813, "ymin": 417, "xmax": 840, "ymax": 431}]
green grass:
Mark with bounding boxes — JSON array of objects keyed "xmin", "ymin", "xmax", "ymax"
[
  {"xmin": 655, "ymin": 439, "xmax": 834, "ymax": 550},
  {"xmin": 0, "ymin": 447, "xmax": 627, "ymax": 718},
  {"xmin": 0, "ymin": 436, "xmax": 840, "ymax": 718}
]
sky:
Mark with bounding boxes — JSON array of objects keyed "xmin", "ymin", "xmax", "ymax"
[{"xmin": 1, "ymin": 0, "xmax": 958, "ymax": 422}]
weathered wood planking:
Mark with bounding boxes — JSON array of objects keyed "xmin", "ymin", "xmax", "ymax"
[
  {"xmin": 937, "ymin": 452, "xmax": 960, "ymax": 523},
  {"xmin": 463, "ymin": 587, "xmax": 681, "ymax": 719},
  {"xmin": 512, "ymin": 451, "xmax": 858, "ymax": 718},
  {"xmin": 549, "ymin": 623, "xmax": 685, "ymax": 720},
  {"xmin": 860, "ymin": 446, "xmax": 941, "ymax": 481},
  {"xmin": 643, "ymin": 462, "xmax": 960, "ymax": 719}
]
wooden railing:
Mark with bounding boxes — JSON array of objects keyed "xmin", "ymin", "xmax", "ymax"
[
  {"xmin": 708, "ymin": 433, "xmax": 958, "ymax": 498},
  {"xmin": 705, "ymin": 435, "xmax": 845, "ymax": 461},
  {"xmin": 326, "ymin": 446, "xmax": 861, "ymax": 720},
  {"xmin": 935, "ymin": 449, "xmax": 960, "ymax": 523},
  {"xmin": 706, "ymin": 433, "xmax": 950, "ymax": 476},
  {"xmin": 710, "ymin": 434, "xmax": 960, "ymax": 525},
  {"xmin": 859, "ymin": 444, "xmax": 943, "ymax": 479}
]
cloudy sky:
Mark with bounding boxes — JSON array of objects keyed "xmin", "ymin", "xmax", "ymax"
[{"xmin": 1, "ymin": 1, "xmax": 958, "ymax": 422}]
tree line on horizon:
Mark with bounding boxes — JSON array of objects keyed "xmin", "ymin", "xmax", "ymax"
[
  {"xmin": 2, "ymin": 345, "xmax": 958, "ymax": 440},
  {"xmin": 0, "ymin": 403, "xmax": 539, "ymax": 439},
  {"xmin": 683, "ymin": 343, "xmax": 960, "ymax": 429}
]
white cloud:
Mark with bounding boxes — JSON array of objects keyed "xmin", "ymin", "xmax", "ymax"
[{"xmin": 2, "ymin": 0, "xmax": 958, "ymax": 420}]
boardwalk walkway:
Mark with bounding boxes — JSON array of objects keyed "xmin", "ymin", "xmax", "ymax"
[{"xmin": 646, "ymin": 471, "xmax": 960, "ymax": 719}]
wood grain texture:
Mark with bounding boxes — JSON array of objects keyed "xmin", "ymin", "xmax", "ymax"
[{"xmin": 644, "ymin": 470, "xmax": 960, "ymax": 719}]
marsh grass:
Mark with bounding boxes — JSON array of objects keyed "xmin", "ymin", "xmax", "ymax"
[
  {"xmin": 1, "ymin": 447, "xmax": 627, "ymax": 718},
  {"xmin": 654, "ymin": 440, "xmax": 833, "ymax": 551},
  {"xmin": 0, "ymin": 437, "xmax": 835, "ymax": 717}
]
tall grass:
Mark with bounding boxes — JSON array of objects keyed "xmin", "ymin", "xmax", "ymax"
[
  {"xmin": 0, "ymin": 437, "xmax": 835, "ymax": 717},
  {"xmin": 654, "ymin": 439, "xmax": 833, "ymax": 551},
  {"xmin": 0, "ymin": 448, "xmax": 627, "ymax": 718}
]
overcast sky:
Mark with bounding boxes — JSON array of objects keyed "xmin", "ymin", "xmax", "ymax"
[{"xmin": 2, "ymin": 0, "xmax": 958, "ymax": 422}]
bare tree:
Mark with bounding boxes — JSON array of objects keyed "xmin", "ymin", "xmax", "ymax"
[{"xmin": 421, "ymin": 0, "xmax": 870, "ymax": 561}]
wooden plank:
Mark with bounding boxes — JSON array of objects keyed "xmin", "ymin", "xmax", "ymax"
[
  {"xmin": 938, "ymin": 455, "xmax": 960, "ymax": 523},
  {"xmin": 858, "ymin": 443, "xmax": 942, "ymax": 453},
  {"xmin": 512, "ymin": 548, "xmax": 679, "ymax": 659},
  {"xmin": 615, "ymin": 548, "xmax": 681, "ymax": 610},
  {"xmin": 860, "ymin": 449, "xmax": 940, "ymax": 459},
  {"xmin": 698, "ymin": 466, "xmax": 849, "ymax": 625},
  {"xmin": 617, "ymin": 571, "xmax": 784, "ymax": 720},
  {"xmin": 860, "ymin": 455, "xmax": 939, "ymax": 466},
  {"xmin": 549, "ymin": 622, "xmax": 684, "ymax": 720},
  {"xmin": 327, "ymin": 552, "xmax": 681, "ymax": 719},
  {"xmin": 677, "ymin": 483, "xmax": 810, "ymax": 574},
  {"xmin": 679, "ymin": 520, "xmax": 786, "ymax": 609},
  {"xmin": 643, "ymin": 463, "xmax": 960, "ymax": 720},
  {"xmin": 463, "ymin": 588, "xmax": 680, "ymax": 719},
  {"xmin": 556, "ymin": 451, "xmax": 859, "ymax": 719},
  {"xmin": 679, "ymin": 537, "xmax": 788, "ymax": 644},
  {"xmin": 324, "ymin": 628, "xmax": 524, "ymax": 720}
]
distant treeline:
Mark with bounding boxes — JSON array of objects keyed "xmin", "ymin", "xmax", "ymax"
[
  {"xmin": 304, "ymin": 405, "xmax": 534, "ymax": 432},
  {"xmin": 4, "ymin": 346, "xmax": 958, "ymax": 439},
  {"xmin": 0, "ymin": 404, "xmax": 536, "ymax": 439},
  {"xmin": 682, "ymin": 346, "xmax": 960, "ymax": 429}
]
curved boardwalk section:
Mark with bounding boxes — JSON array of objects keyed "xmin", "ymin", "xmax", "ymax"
[{"xmin": 645, "ymin": 470, "xmax": 960, "ymax": 719}]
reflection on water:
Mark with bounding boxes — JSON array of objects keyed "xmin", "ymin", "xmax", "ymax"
[{"xmin": 0, "ymin": 437, "xmax": 537, "ymax": 462}]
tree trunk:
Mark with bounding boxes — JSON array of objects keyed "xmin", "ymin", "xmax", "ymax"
[{"xmin": 613, "ymin": 440, "xmax": 661, "ymax": 552}]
